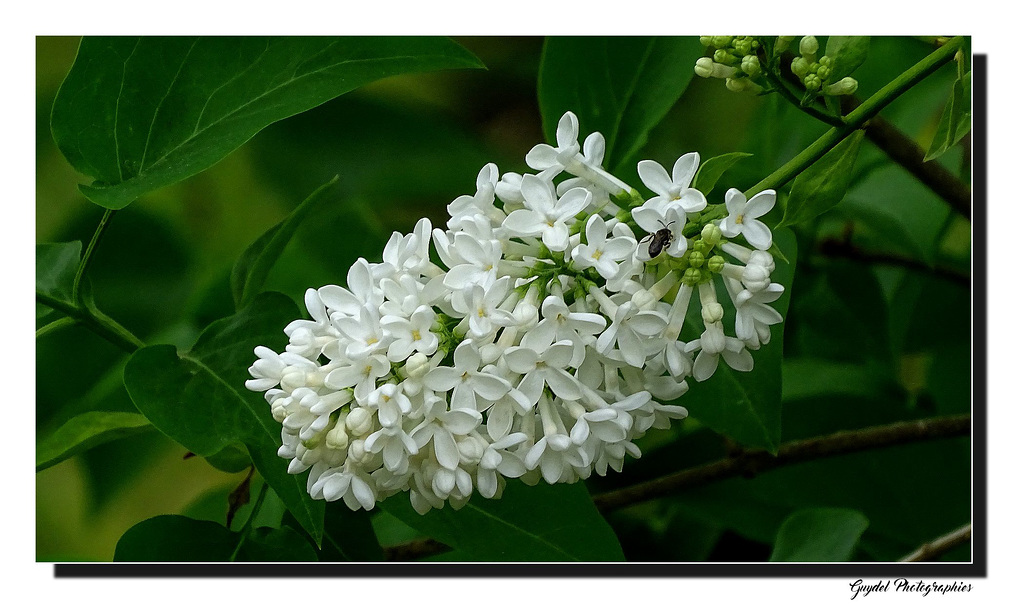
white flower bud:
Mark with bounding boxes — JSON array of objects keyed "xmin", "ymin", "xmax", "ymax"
[
  {"xmin": 279, "ymin": 365, "xmax": 307, "ymax": 391},
  {"xmin": 347, "ymin": 438, "xmax": 369, "ymax": 464},
  {"xmin": 694, "ymin": 57, "xmax": 715, "ymax": 78},
  {"xmin": 271, "ymin": 398, "xmax": 290, "ymax": 423},
  {"xmin": 742, "ymin": 264, "xmax": 772, "ymax": 292},
  {"xmin": 725, "ymin": 77, "xmax": 762, "ymax": 94},
  {"xmin": 631, "ymin": 289, "xmax": 658, "ymax": 312},
  {"xmin": 748, "ymin": 250, "xmax": 776, "ymax": 274},
  {"xmin": 404, "ymin": 352, "xmax": 431, "ymax": 379},
  {"xmin": 457, "ymin": 435, "xmax": 485, "ymax": 465},
  {"xmin": 800, "ymin": 35, "xmax": 819, "ymax": 58},
  {"xmin": 696, "ymin": 58, "xmax": 738, "ymax": 80},
  {"xmin": 824, "ymin": 77, "xmax": 859, "ymax": 96},
  {"xmin": 345, "ymin": 406, "xmax": 374, "ymax": 436},
  {"xmin": 701, "ymin": 302, "xmax": 724, "ymax": 324},
  {"xmin": 325, "ymin": 424, "xmax": 349, "ymax": 450}
]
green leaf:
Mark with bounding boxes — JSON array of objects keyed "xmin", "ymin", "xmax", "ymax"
[
  {"xmin": 924, "ymin": 71, "xmax": 971, "ymax": 161},
  {"xmin": 779, "ymin": 130, "xmax": 865, "ymax": 228},
  {"xmin": 679, "ymin": 228, "xmax": 797, "ymax": 453},
  {"xmin": 380, "ymin": 481, "xmax": 625, "ymax": 561},
  {"xmin": 770, "ymin": 508, "xmax": 870, "ymax": 562},
  {"xmin": 204, "ymin": 444, "xmax": 253, "ymax": 474},
  {"xmin": 824, "ymin": 36, "xmax": 871, "ymax": 82},
  {"xmin": 114, "ymin": 515, "xmax": 317, "ymax": 561},
  {"xmin": 309, "ymin": 506, "xmax": 384, "ymax": 562},
  {"xmin": 538, "ymin": 36, "xmax": 705, "ymax": 174},
  {"xmin": 244, "ymin": 526, "xmax": 319, "ymax": 561},
  {"xmin": 36, "ymin": 410, "xmax": 153, "ymax": 472},
  {"xmin": 37, "ymin": 241, "xmax": 82, "ymax": 301},
  {"xmin": 37, "ymin": 241, "xmax": 82, "ymax": 319},
  {"xmin": 123, "ymin": 292, "xmax": 325, "ymax": 543},
  {"xmin": 692, "ymin": 152, "xmax": 752, "ymax": 196},
  {"xmin": 51, "ymin": 36, "xmax": 484, "ymax": 210},
  {"xmin": 787, "ymin": 261, "xmax": 892, "ymax": 363},
  {"xmin": 231, "ymin": 176, "xmax": 340, "ymax": 309},
  {"xmin": 781, "ymin": 359, "xmax": 886, "ymax": 402}
]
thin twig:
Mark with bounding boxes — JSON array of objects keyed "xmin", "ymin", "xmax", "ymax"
[
  {"xmin": 384, "ymin": 414, "xmax": 970, "ymax": 561},
  {"xmin": 818, "ymin": 237, "xmax": 970, "ymax": 286},
  {"xmin": 72, "ymin": 209, "xmax": 116, "ymax": 305},
  {"xmin": 899, "ymin": 522, "xmax": 971, "ymax": 562}
]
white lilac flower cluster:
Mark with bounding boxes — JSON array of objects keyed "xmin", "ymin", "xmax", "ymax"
[{"xmin": 245, "ymin": 111, "xmax": 785, "ymax": 514}]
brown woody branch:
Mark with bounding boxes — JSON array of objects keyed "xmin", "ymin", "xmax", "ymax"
[
  {"xmin": 384, "ymin": 414, "xmax": 971, "ymax": 561},
  {"xmin": 899, "ymin": 522, "xmax": 972, "ymax": 562},
  {"xmin": 591, "ymin": 414, "xmax": 969, "ymax": 512},
  {"xmin": 818, "ymin": 237, "xmax": 970, "ymax": 286}
]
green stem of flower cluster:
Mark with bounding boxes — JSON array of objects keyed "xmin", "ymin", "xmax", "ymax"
[{"xmin": 746, "ymin": 36, "xmax": 964, "ymax": 198}]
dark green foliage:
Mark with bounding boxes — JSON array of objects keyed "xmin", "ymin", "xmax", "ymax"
[
  {"xmin": 51, "ymin": 37, "xmax": 483, "ymax": 209},
  {"xmin": 381, "ymin": 481, "xmax": 625, "ymax": 561}
]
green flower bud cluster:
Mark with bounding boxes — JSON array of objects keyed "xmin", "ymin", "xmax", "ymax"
[
  {"xmin": 790, "ymin": 36, "xmax": 858, "ymax": 98},
  {"xmin": 679, "ymin": 224, "xmax": 726, "ymax": 287},
  {"xmin": 696, "ymin": 36, "xmax": 763, "ymax": 94}
]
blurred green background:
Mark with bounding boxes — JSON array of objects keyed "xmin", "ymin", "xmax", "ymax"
[{"xmin": 36, "ymin": 36, "xmax": 971, "ymax": 561}]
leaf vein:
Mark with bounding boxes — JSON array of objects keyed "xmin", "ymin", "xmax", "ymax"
[
  {"xmin": 462, "ymin": 502, "xmax": 580, "ymax": 560},
  {"xmin": 142, "ymin": 53, "xmax": 445, "ymax": 174},
  {"xmin": 112, "ymin": 38, "xmax": 142, "ymax": 183},
  {"xmin": 139, "ymin": 38, "xmax": 200, "ymax": 171}
]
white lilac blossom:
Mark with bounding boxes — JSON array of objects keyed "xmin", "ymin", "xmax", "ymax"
[
  {"xmin": 246, "ymin": 111, "xmax": 786, "ymax": 513},
  {"xmin": 719, "ymin": 188, "xmax": 776, "ymax": 250}
]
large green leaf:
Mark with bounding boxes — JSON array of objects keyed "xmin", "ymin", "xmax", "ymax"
[
  {"xmin": 787, "ymin": 261, "xmax": 892, "ymax": 364},
  {"xmin": 114, "ymin": 514, "xmax": 317, "ymax": 562},
  {"xmin": 380, "ymin": 481, "xmax": 625, "ymax": 561},
  {"xmin": 123, "ymin": 292, "xmax": 326, "ymax": 543},
  {"xmin": 769, "ymin": 507, "xmax": 869, "ymax": 562},
  {"xmin": 679, "ymin": 228, "xmax": 797, "ymax": 453},
  {"xmin": 231, "ymin": 176, "xmax": 340, "ymax": 309},
  {"xmin": 51, "ymin": 36, "xmax": 483, "ymax": 210},
  {"xmin": 36, "ymin": 410, "xmax": 153, "ymax": 472},
  {"xmin": 538, "ymin": 36, "xmax": 704, "ymax": 174},
  {"xmin": 779, "ymin": 130, "xmax": 865, "ymax": 228}
]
